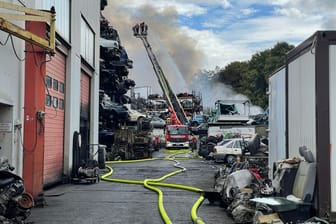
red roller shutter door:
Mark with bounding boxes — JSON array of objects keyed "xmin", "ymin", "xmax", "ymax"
[
  {"xmin": 44, "ymin": 50, "xmax": 66, "ymax": 186},
  {"xmin": 81, "ymin": 72, "xmax": 90, "ymax": 119}
]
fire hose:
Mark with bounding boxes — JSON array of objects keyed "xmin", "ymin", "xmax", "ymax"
[{"xmin": 101, "ymin": 151, "xmax": 205, "ymax": 224}]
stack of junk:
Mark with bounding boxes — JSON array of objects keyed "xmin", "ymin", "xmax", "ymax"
[{"xmin": 204, "ymin": 145, "xmax": 328, "ymax": 224}]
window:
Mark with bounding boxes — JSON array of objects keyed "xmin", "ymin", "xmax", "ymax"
[
  {"xmin": 42, "ymin": 0, "xmax": 70, "ymax": 41},
  {"xmin": 46, "ymin": 76, "xmax": 52, "ymax": 88},
  {"xmin": 233, "ymin": 141, "xmax": 241, "ymax": 148},
  {"xmin": 53, "ymin": 79, "xmax": 59, "ymax": 91},
  {"xmin": 59, "ymin": 99, "xmax": 64, "ymax": 110},
  {"xmin": 59, "ymin": 82, "xmax": 65, "ymax": 93},
  {"xmin": 81, "ymin": 17, "xmax": 95, "ymax": 66},
  {"xmin": 53, "ymin": 96, "xmax": 58, "ymax": 108},
  {"xmin": 46, "ymin": 94, "xmax": 51, "ymax": 106},
  {"xmin": 218, "ymin": 139, "xmax": 231, "ymax": 146},
  {"xmin": 226, "ymin": 142, "xmax": 234, "ymax": 148}
]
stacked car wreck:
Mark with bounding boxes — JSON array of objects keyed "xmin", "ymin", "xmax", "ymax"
[{"xmin": 99, "ymin": 17, "xmax": 153, "ymax": 160}]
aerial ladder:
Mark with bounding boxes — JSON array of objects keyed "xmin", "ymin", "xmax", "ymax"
[{"xmin": 132, "ymin": 22, "xmax": 188, "ymax": 125}]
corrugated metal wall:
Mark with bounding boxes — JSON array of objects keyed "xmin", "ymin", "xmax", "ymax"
[
  {"xmin": 329, "ymin": 45, "xmax": 336, "ymax": 212},
  {"xmin": 287, "ymin": 50, "xmax": 316, "ymax": 158},
  {"xmin": 44, "ymin": 51, "xmax": 66, "ymax": 186},
  {"xmin": 268, "ymin": 68, "xmax": 286, "ymax": 178}
]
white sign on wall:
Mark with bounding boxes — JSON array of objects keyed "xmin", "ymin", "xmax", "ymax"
[{"xmin": 0, "ymin": 123, "xmax": 12, "ymax": 132}]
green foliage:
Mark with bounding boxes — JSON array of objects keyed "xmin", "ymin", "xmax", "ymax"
[{"xmin": 212, "ymin": 42, "xmax": 294, "ymax": 108}]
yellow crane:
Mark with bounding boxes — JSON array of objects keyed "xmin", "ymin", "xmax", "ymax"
[{"xmin": 0, "ymin": 1, "xmax": 55, "ymax": 54}]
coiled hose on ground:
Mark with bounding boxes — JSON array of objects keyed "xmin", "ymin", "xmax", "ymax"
[{"xmin": 101, "ymin": 150, "xmax": 205, "ymax": 224}]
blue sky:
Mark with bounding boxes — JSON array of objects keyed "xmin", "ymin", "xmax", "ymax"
[
  {"xmin": 178, "ymin": 3, "xmax": 275, "ymax": 32},
  {"xmin": 104, "ymin": 0, "xmax": 336, "ymax": 98}
]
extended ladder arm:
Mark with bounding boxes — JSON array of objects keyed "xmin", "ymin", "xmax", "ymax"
[{"xmin": 133, "ymin": 23, "xmax": 188, "ymax": 125}]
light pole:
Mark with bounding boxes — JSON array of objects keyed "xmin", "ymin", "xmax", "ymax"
[
  {"xmin": 132, "ymin": 85, "xmax": 151, "ymax": 99},
  {"xmin": 131, "ymin": 86, "xmax": 152, "ymax": 111}
]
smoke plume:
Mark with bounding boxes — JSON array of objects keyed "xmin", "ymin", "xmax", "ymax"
[
  {"xmin": 191, "ymin": 71, "xmax": 263, "ymax": 115},
  {"xmin": 102, "ymin": 1, "xmax": 204, "ymax": 95}
]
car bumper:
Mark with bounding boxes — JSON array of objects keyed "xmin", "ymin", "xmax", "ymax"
[{"xmin": 166, "ymin": 141, "xmax": 189, "ymax": 149}]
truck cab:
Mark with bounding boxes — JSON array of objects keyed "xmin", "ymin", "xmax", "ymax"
[{"xmin": 165, "ymin": 125, "xmax": 190, "ymax": 149}]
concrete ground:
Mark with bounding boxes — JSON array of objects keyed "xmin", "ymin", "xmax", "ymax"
[{"xmin": 26, "ymin": 150, "xmax": 234, "ymax": 224}]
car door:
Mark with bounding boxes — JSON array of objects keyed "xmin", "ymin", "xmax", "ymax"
[{"xmin": 231, "ymin": 140, "xmax": 242, "ymax": 154}]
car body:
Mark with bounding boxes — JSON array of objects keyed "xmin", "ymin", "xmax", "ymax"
[
  {"xmin": 100, "ymin": 37, "xmax": 121, "ymax": 61},
  {"xmin": 210, "ymin": 138, "xmax": 245, "ymax": 163},
  {"xmin": 150, "ymin": 116, "xmax": 166, "ymax": 128},
  {"xmin": 99, "ymin": 101, "xmax": 129, "ymax": 121},
  {"xmin": 127, "ymin": 109, "xmax": 146, "ymax": 122},
  {"xmin": 165, "ymin": 125, "xmax": 190, "ymax": 149},
  {"xmin": 190, "ymin": 122, "xmax": 208, "ymax": 136},
  {"xmin": 191, "ymin": 114, "xmax": 207, "ymax": 126}
]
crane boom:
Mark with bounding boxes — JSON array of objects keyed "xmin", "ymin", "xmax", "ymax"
[{"xmin": 133, "ymin": 22, "xmax": 188, "ymax": 125}]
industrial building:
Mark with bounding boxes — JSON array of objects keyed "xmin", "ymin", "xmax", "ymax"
[{"xmin": 0, "ymin": 0, "xmax": 101, "ymax": 203}]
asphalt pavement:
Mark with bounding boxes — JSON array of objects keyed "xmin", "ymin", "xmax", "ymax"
[{"xmin": 26, "ymin": 150, "xmax": 234, "ymax": 224}]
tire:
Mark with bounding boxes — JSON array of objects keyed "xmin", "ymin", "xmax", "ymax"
[{"xmin": 191, "ymin": 121, "xmax": 198, "ymax": 127}]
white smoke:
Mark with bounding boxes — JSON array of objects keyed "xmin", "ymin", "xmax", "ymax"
[{"xmin": 191, "ymin": 71, "xmax": 263, "ymax": 115}]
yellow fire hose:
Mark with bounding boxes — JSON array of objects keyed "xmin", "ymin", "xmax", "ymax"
[{"xmin": 101, "ymin": 150, "xmax": 205, "ymax": 224}]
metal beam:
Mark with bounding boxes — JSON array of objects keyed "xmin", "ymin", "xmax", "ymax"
[
  {"xmin": 0, "ymin": 2, "xmax": 52, "ymax": 18},
  {"xmin": 0, "ymin": 17, "xmax": 53, "ymax": 52},
  {"xmin": 0, "ymin": 2, "xmax": 55, "ymax": 54},
  {"xmin": 0, "ymin": 13, "xmax": 49, "ymax": 22}
]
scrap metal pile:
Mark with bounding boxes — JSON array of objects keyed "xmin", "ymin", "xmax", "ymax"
[
  {"xmin": 205, "ymin": 156, "xmax": 271, "ymax": 223},
  {"xmin": 204, "ymin": 145, "xmax": 326, "ymax": 224}
]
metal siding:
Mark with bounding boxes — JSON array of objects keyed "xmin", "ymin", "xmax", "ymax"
[
  {"xmin": 268, "ymin": 68, "xmax": 286, "ymax": 178},
  {"xmin": 288, "ymin": 50, "xmax": 316, "ymax": 158},
  {"xmin": 42, "ymin": 0, "xmax": 70, "ymax": 41},
  {"xmin": 44, "ymin": 51, "xmax": 66, "ymax": 185},
  {"xmin": 330, "ymin": 45, "xmax": 336, "ymax": 212}
]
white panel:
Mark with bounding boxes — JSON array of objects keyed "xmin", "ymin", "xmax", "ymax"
[
  {"xmin": 329, "ymin": 45, "xmax": 336, "ymax": 212},
  {"xmin": 288, "ymin": 50, "xmax": 316, "ymax": 158},
  {"xmin": 80, "ymin": 18, "xmax": 95, "ymax": 66},
  {"xmin": 43, "ymin": 0, "xmax": 70, "ymax": 41},
  {"xmin": 268, "ymin": 68, "xmax": 286, "ymax": 178}
]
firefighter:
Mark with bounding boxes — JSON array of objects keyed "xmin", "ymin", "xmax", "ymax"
[
  {"xmin": 154, "ymin": 135, "xmax": 159, "ymax": 151},
  {"xmin": 143, "ymin": 24, "xmax": 148, "ymax": 35},
  {"xmin": 133, "ymin": 23, "xmax": 140, "ymax": 36},
  {"xmin": 140, "ymin": 22, "xmax": 145, "ymax": 34},
  {"xmin": 191, "ymin": 135, "xmax": 197, "ymax": 152}
]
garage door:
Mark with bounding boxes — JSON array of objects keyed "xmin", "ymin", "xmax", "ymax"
[
  {"xmin": 80, "ymin": 71, "xmax": 91, "ymax": 161},
  {"xmin": 81, "ymin": 72, "xmax": 90, "ymax": 119},
  {"xmin": 44, "ymin": 50, "xmax": 66, "ymax": 186}
]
